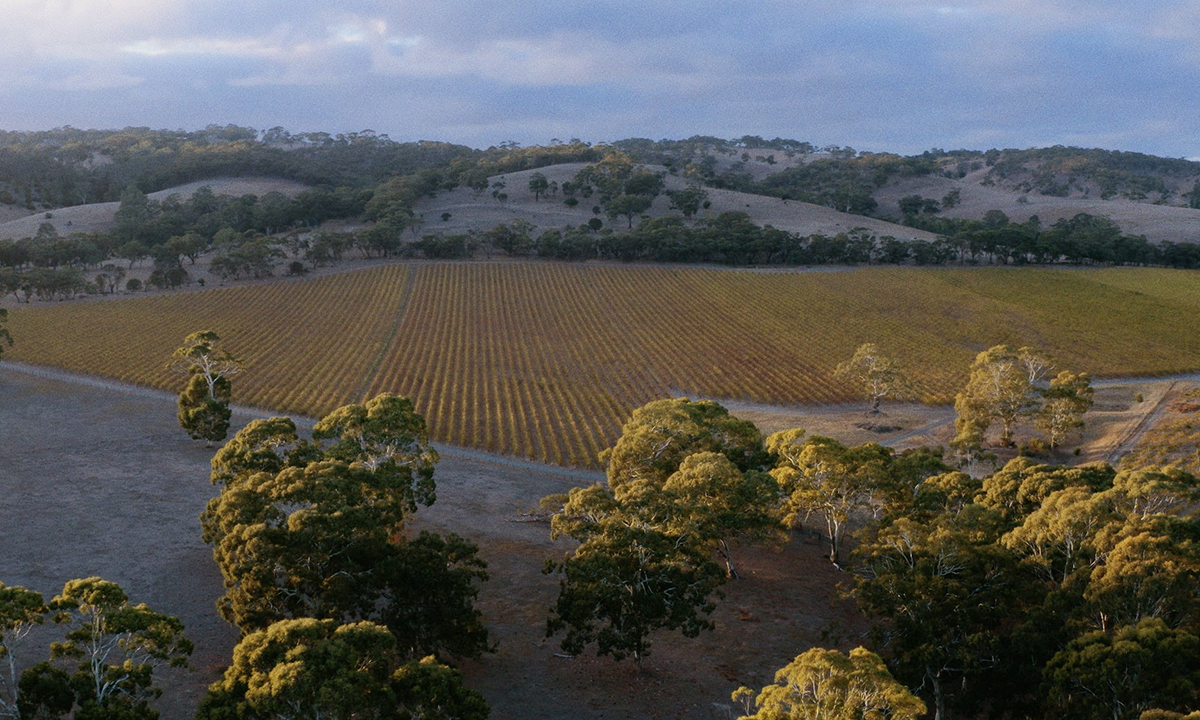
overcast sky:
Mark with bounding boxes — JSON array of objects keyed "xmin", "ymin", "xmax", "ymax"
[{"xmin": 1, "ymin": 1, "xmax": 1196, "ymax": 156}]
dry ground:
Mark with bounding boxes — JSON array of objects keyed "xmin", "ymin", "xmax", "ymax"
[
  {"xmin": 2, "ymin": 363, "xmax": 1190, "ymax": 719},
  {"xmin": 0, "ymin": 366, "xmax": 861, "ymax": 720}
]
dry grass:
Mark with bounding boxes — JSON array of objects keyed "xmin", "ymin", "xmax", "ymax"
[{"xmin": 0, "ymin": 177, "xmax": 310, "ymax": 240}]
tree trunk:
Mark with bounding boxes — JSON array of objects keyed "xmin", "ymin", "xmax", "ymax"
[
  {"xmin": 931, "ymin": 671, "xmax": 947, "ymax": 720},
  {"xmin": 719, "ymin": 539, "xmax": 740, "ymax": 579}
]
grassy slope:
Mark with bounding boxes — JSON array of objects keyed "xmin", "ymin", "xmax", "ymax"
[
  {"xmin": 0, "ymin": 177, "xmax": 311, "ymax": 240},
  {"xmin": 8, "ymin": 264, "xmax": 1200, "ymax": 466}
]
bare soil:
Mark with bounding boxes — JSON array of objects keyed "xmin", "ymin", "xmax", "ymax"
[{"xmin": 0, "ymin": 366, "xmax": 864, "ymax": 720}]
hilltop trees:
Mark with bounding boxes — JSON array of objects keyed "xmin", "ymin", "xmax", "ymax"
[{"xmin": 169, "ymin": 331, "xmax": 242, "ymax": 444}]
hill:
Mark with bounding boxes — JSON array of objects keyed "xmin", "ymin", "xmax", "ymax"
[
  {"xmin": 0, "ymin": 176, "xmax": 310, "ymax": 240},
  {"xmin": 414, "ymin": 163, "xmax": 938, "ymax": 242}
]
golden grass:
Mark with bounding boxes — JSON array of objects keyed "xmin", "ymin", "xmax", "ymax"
[{"xmin": 9, "ymin": 264, "xmax": 1200, "ymax": 466}]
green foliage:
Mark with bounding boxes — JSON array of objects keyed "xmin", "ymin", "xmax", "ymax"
[
  {"xmin": 735, "ymin": 646, "xmax": 925, "ymax": 720},
  {"xmin": 1037, "ymin": 371, "xmax": 1095, "ymax": 448},
  {"xmin": 312, "ymin": 393, "xmax": 438, "ymax": 511},
  {"xmin": 1045, "ymin": 619, "xmax": 1200, "ymax": 720},
  {"xmin": 203, "ymin": 395, "xmax": 489, "ymax": 660},
  {"xmin": 527, "ymin": 172, "xmax": 549, "ymax": 201},
  {"xmin": 984, "ymin": 146, "xmax": 1196, "ymax": 201},
  {"xmin": 767, "ymin": 431, "xmax": 893, "ymax": 564},
  {"xmin": 170, "ymin": 330, "xmax": 240, "ymax": 444},
  {"xmin": 664, "ymin": 186, "xmax": 708, "ymax": 218},
  {"xmin": 198, "ymin": 619, "xmax": 487, "ymax": 720},
  {"xmin": 852, "ymin": 511, "xmax": 1024, "ymax": 720},
  {"xmin": 0, "ymin": 582, "xmax": 48, "ymax": 719},
  {"xmin": 545, "ymin": 399, "xmax": 776, "ymax": 663},
  {"xmin": 834, "ymin": 343, "xmax": 914, "ymax": 413},
  {"xmin": 376, "ymin": 532, "xmax": 492, "ymax": 660},
  {"xmin": 0, "ymin": 309, "xmax": 11, "ymax": 359},
  {"xmin": 545, "ymin": 520, "xmax": 725, "ymax": 666},
  {"xmin": 953, "ymin": 345, "xmax": 1053, "ymax": 450},
  {"xmin": 391, "ymin": 656, "xmax": 490, "ymax": 720},
  {"xmin": 47, "ymin": 578, "xmax": 191, "ymax": 718},
  {"xmin": 601, "ymin": 398, "xmax": 766, "ymax": 492},
  {"xmin": 177, "ymin": 373, "xmax": 232, "ymax": 444},
  {"xmin": 17, "ymin": 662, "xmax": 73, "ymax": 720}
]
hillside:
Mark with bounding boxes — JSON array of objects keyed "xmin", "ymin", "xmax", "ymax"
[
  {"xmin": 0, "ymin": 165, "xmax": 935, "ymax": 244},
  {"xmin": 415, "ymin": 163, "xmax": 938, "ymax": 242},
  {"xmin": 872, "ymin": 165, "xmax": 1200, "ymax": 243},
  {"xmin": 0, "ymin": 177, "xmax": 310, "ymax": 240}
]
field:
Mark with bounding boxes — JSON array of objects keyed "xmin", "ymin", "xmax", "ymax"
[{"xmin": 8, "ymin": 263, "xmax": 1200, "ymax": 466}]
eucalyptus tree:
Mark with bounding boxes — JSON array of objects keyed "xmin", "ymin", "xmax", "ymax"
[{"xmin": 169, "ymin": 330, "xmax": 242, "ymax": 444}]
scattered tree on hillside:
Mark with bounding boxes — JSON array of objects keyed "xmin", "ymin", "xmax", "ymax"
[
  {"xmin": 527, "ymin": 172, "xmax": 549, "ymax": 201},
  {"xmin": 835, "ymin": 343, "xmax": 915, "ymax": 414},
  {"xmin": 0, "ymin": 309, "xmax": 10, "ymax": 360},
  {"xmin": 169, "ymin": 330, "xmax": 241, "ymax": 444},
  {"xmin": 605, "ymin": 193, "xmax": 654, "ymax": 228},
  {"xmin": 665, "ymin": 186, "xmax": 709, "ymax": 218},
  {"xmin": 734, "ymin": 646, "xmax": 926, "ymax": 720}
]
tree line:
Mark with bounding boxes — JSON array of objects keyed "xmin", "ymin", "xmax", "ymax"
[{"xmin": 539, "ymin": 365, "xmax": 1200, "ymax": 720}]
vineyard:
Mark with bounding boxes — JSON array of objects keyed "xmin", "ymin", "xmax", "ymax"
[{"xmin": 8, "ymin": 264, "xmax": 1200, "ymax": 466}]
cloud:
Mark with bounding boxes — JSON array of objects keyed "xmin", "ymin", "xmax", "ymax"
[{"xmin": 0, "ymin": 0, "xmax": 1195, "ymax": 157}]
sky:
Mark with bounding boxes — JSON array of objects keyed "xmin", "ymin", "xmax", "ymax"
[{"xmin": 1, "ymin": 0, "xmax": 1198, "ymax": 156}]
